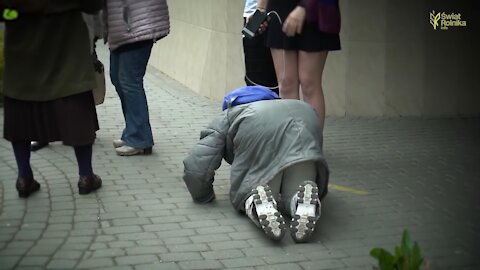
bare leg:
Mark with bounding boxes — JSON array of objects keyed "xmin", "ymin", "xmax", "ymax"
[
  {"xmin": 298, "ymin": 51, "xmax": 328, "ymax": 128},
  {"xmin": 270, "ymin": 48, "xmax": 300, "ymax": 99}
]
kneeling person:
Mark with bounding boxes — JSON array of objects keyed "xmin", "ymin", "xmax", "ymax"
[{"xmin": 183, "ymin": 86, "xmax": 329, "ymax": 242}]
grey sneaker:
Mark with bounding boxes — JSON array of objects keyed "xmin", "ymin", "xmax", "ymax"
[
  {"xmin": 290, "ymin": 181, "xmax": 321, "ymax": 243},
  {"xmin": 115, "ymin": 145, "xmax": 152, "ymax": 156},
  {"xmin": 245, "ymin": 184, "xmax": 286, "ymax": 241},
  {"xmin": 113, "ymin": 139, "xmax": 125, "ymax": 148}
]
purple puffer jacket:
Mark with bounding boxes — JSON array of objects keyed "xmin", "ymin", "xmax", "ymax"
[{"xmin": 104, "ymin": 0, "xmax": 170, "ymax": 50}]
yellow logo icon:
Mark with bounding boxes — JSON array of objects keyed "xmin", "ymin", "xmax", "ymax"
[{"xmin": 430, "ymin": 10, "xmax": 440, "ymax": 30}]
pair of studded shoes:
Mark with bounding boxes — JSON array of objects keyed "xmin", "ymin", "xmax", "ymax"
[
  {"xmin": 245, "ymin": 181, "xmax": 321, "ymax": 243},
  {"xmin": 16, "ymin": 175, "xmax": 102, "ymax": 198}
]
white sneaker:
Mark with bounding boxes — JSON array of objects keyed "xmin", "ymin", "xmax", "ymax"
[
  {"xmin": 113, "ymin": 139, "xmax": 125, "ymax": 148},
  {"xmin": 115, "ymin": 145, "xmax": 152, "ymax": 156},
  {"xmin": 245, "ymin": 184, "xmax": 286, "ymax": 241},
  {"xmin": 290, "ymin": 181, "xmax": 321, "ymax": 243}
]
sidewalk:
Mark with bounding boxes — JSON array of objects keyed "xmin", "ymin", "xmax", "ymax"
[{"xmin": 0, "ymin": 45, "xmax": 479, "ymax": 270}]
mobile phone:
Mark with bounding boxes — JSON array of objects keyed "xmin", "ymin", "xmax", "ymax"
[{"xmin": 242, "ymin": 9, "xmax": 268, "ymax": 39}]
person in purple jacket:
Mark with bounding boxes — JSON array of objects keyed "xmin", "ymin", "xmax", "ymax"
[{"xmin": 104, "ymin": 0, "xmax": 170, "ymax": 156}]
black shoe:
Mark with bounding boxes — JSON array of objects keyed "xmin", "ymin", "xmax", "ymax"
[
  {"xmin": 30, "ymin": 141, "xmax": 49, "ymax": 152},
  {"xmin": 16, "ymin": 177, "xmax": 41, "ymax": 198},
  {"xmin": 78, "ymin": 174, "xmax": 102, "ymax": 195}
]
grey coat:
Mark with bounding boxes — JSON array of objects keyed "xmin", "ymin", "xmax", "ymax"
[
  {"xmin": 104, "ymin": 0, "xmax": 170, "ymax": 50},
  {"xmin": 183, "ymin": 99, "xmax": 329, "ymax": 211}
]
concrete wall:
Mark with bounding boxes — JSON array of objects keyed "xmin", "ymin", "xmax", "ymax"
[
  {"xmin": 150, "ymin": 0, "xmax": 479, "ymax": 117},
  {"xmin": 149, "ymin": 0, "xmax": 245, "ymax": 101}
]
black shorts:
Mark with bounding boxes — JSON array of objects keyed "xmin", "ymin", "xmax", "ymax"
[{"xmin": 266, "ymin": 0, "xmax": 341, "ymax": 52}]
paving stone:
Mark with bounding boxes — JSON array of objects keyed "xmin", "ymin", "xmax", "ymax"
[
  {"xmin": 103, "ymin": 226, "xmax": 143, "ymax": 235},
  {"xmin": 143, "ymin": 223, "xmax": 181, "ymax": 232},
  {"xmin": 0, "ymin": 256, "xmax": 21, "ymax": 269},
  {"xmin": 42, "ymin": 230, "xmax": 70, "ymax": 238},
  {"xmin": 17, "ymin": 256, "xmax": 50, "ymax": 267},
  {"xmin": 53, "ymin": 250, "xmax": 84, "ymax": 260},
  {"xmin": 155, "ymin": 229, "xmax": 196, "ymax": 239},
  {"xmin": 189, "ymin": 234, "xmax": 231, "ymax": 244},
  {"xmin": 208, "ymin": 240, "xmax": 251, "ymax": 251},
  {"xmin": 242, "ymin": 247, "xmax": 284, "ymax": 257},
  {"xmin": 201, "ymin": 249, "xmax": 244, "ymax": 260},
  {"xmin": 135, "ymin": 262, "xmax": 180, "ymax": 270},
  {"xmin": 91, "ymin": 267, "xmax": 133, "ymax": 270},
  {"xmin": 112, "ymin": 218, "xmax": 151, "ymax": 227},
  {"xmin": 27, "ymin": 240, "xmax": 63, "ymax": 255},
  {"xmin": 136, "ymin": 239, "xmax": 164, "ymax": 246},
  {"xmin": 162, "ymin": 237, "xmax": 192, "ymax": 245},
  {"xmin": 161, "ymin": 252, "xmax": 203, "ymax": 262},
  {"xmin": 177, "ymin": 260, "xmax": 223, "ymax": 270},
  {"xmin": 0, "ymin": 241, "xmax": 34, "ymax": 256},
  {"xmin": 262, "ymin": 254, "xmax": 309, "ymax": 264},
  {"xmin": 221, "ymin": 257, "xmax": 265, "ymax": 268},
  {"xmin": 60, "ymin": 243, "xmax": 90, "ymax": 251},
  {"xmin": 13, "ymin": 229, "xmax": 43, "ymax": 241},
  {"xmin": 77, "ymin": 258, "xmax": 115, "ymax": 269},
  {"xmin": 115, "ymin": 255, "xmax": 160, "ymax": 266},
  {"xmin": 109, "ymin": 241, "xmax": 136, "ymax": 248},
  {"xmin": 300, "ymin": 259, "xmax": 347, "ymax": 270},
  {"xmin": 117, "ymin": 232, "xmax": 158, "ymax": 241},
  {"xmin": 125, "ymin": 246, "xmax": 168, "ymax": 255},
  {"xmin": 179, "ymin": 220, "xmax": 218, "ymax": 229},
  {"xmin": 256, "ymin": 263, "xmax": 303, "ymax": 270},
  {"xmin": 92, "ymin": 248, "xmax": 126, "ymax": 258},
  {"xmin": 166, "ymin": 244, "xmax": 210, "ymax": 253},
  {"xmin": 46, "ymin": 259, "xmax": 78, "ymax": 269},
  {"xmin": 228, "ymin": 231, "xmax": 261, "ymax": 240}
]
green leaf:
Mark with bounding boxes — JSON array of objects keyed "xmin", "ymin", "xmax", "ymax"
[
  {"xmin": 401, "ymin": 230, "xmax": 412, "ymax": 255},
  {"xmin": 410, "ymin": 242, "xmax": 424, "ymax": 269},
  {"xmin": 370, "ymin": 230, "xmax": 425, "ymax": 270},
  {"xmin": 371, "ymin": 248, "xmax": 395, "ymax": 270},
  {"xmin": 394, "ymin": 246, "xmax": 403, "ymax": 262}
]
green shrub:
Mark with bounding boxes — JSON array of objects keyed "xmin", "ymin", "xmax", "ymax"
[{"xmin": 370, "ymin": 230, "xmax": 429, "ymax": 270}]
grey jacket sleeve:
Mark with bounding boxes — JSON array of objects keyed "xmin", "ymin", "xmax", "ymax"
[{"xmin": 183, "ymin": 117, "xmax": 227, "ymax": 204}]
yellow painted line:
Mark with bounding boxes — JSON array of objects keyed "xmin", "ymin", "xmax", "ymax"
[{"xmin": 328, "ymin": 184, "xmax": 368, "ymax": 195}]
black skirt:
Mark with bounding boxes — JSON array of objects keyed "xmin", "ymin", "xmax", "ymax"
[
  {"xmin": 3, "ymin": 91, "xmax": 99, "ymax": 146},
  {"xmin": 266, "ymin": 0, "xmax": 341, "ymax": 52}
]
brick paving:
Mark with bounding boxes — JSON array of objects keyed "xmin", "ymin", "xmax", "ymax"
[{"xmin": 0, "ymin": 45, "xmax": 479, "ymax": 269}]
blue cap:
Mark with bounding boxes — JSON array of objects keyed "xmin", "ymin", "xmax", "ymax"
[{"xmin": 222, "ymin": 86, "xmax": 280, "ymax": 111}]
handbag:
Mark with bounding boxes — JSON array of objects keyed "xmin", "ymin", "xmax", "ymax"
[
  {"xmin": 304, "ymin": 0, "xmax": 341, "ymax": 34},
  {"xmin": 92, "ymin": 53, "xmax": 106, "ymax": 105}
]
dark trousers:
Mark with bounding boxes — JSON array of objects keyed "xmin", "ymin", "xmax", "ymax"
[{"xmin": 243, "ymin": 19, "xmax": 278, "ymax": 93}]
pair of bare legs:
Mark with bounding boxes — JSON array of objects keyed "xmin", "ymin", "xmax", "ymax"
[{"xmin": 271, "ymin": 49, "xmax": 328, "ymax": 128}]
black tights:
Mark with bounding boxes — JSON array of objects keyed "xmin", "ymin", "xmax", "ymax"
[{"xmin": 12, "ymin": 142, "xmax": 93, "ymax": 179}]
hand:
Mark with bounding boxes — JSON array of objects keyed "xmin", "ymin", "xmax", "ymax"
[
  {"xmin": 282, "ymin": 6, "xmax": 306, "ymax": 36},
  {"xmin": 246, "ymin": 10, "xmax": 269, "ymax": 35},
  {"xmin": 258, "ymin": 20, "xmax": 269, "ymax": 35}
]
